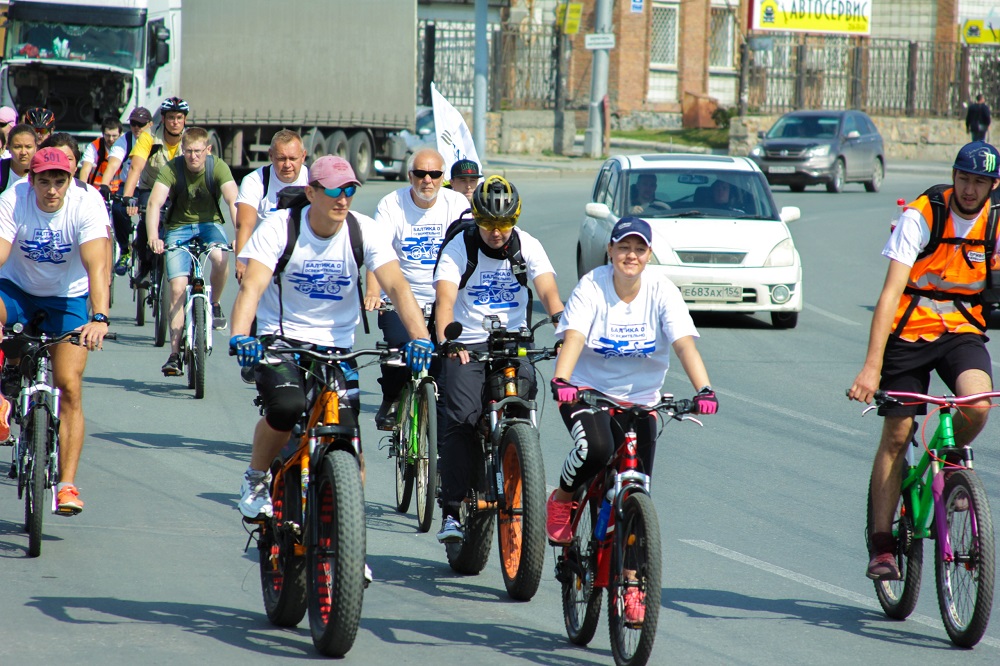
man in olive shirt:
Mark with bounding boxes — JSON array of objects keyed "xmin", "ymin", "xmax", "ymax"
[{"xmin": 146, "ymin": 126, "xmax": 238, "ymax": 376}]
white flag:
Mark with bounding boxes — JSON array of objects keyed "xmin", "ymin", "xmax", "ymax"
[{"xmin": 431, "ymin": 82, "xmax": 481, "ymax": 178}]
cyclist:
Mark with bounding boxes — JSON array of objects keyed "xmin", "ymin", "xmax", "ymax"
[
  {"xmin": 432, "ymin": 175, "xmax": 563, "ymax": 543},
  {"xmin": 228, "ymin": 155, "xmax": 433, "ymax": 521},
  {"xmin": 368, "ymin": 148, "xmax": 470, "ymax": 430},
  {"xmin": 1, "ymin": 125, "xmax": 38, "ymax": 194},
  {"xmin": 234, "ymin": 129, "xmax": 308, "ymax": 282},
  {"xmin": 145, "ymin": 127, "xmax": 237, "ymax": 376},
  {"xmin": 0, "ymin": 147, "xmax": 111, "ymax": 514},
  {"xmin": 78, "ymin": 116, "xmax": 123, "ymax": 188},
  {"xmin": 97, "ymin": 107, "xmax": 153, "ymax": 276},
  {"xmin": 24, "ymin": 107, "xmax": 55, "ymax": 142},
  {"xmin": 446, "ymin": 158, "xmax": 481, "ymax": 203},
  {"xmin": 122, "ymin": 97, "xmax": 188, "ymax": 284},
  {"xmin": 848, "ymin": 141, "xmax": 1000, "ymax": 581}
]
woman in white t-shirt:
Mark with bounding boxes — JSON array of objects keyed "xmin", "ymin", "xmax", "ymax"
[{"xmin": 545, "ymin": 217, "xmax": 719, "ymax": 547}]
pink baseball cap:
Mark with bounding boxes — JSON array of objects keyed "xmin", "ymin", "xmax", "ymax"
[
  {"xmin": 309, "ymin": 155, "xmax": 358, "ymax": 190},
  {"xmin": 30, "ymin": 147, "xmax": 72, "ymax": 174},
  {"xmin": 0, "ymin": 106, "xmax": 17, "ymax": 125}
]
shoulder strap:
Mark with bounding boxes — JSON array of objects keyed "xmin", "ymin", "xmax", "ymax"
[
  {"xmin": 125, "ymin": 132, "xmax": 134, "ymax": 160},
  {"xmin": 459, "ymin": 226, "xmax": 480, "ymax": 290},
  {"xmin": 261, "ymin": 164, "xmax": 271, "ymax": 196},
  {"xmin": 916, "ymin": 184, "xmax": 950, "ymax": 260},
  {"xmin": 0, "ymin": 158, "xmax": 11, "ymax": 191},
  {"xmin": 274, "ymin": 206, "xmax": 302, "ymax": 280},
  {"xmin": 345, "ymin": 212, "xmax": 369, "ymax": 334},
  {"xmin": 165, "ymin": 156, "xmax": 185, "ymax": 226},
  {"xmin": 204, "ymin": 154, "xmax": 225, "ymax": 223}
]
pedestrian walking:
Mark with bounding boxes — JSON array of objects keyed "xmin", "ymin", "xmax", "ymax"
[{"xmin": 966, "ymin": 94, "xmax": 991, "ymax": 142}]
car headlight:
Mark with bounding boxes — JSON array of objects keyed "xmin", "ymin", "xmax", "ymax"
[
  {"xmin": 806, "ymin": 144, "xmax": 831, "ymax": 157},
  {"xmin": 750, "ymin": 145, "xmax": 763, "ymax": 157},
  {"xmin": 764, "ymin": 239, "xmax": 796, "ymax": 267}
]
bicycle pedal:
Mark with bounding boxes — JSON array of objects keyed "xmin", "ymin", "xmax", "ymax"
[{"xmin": 7, "ymin": 463, "xmax": 16, "ymax": 479}]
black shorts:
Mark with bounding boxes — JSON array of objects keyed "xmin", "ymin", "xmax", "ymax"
[{"xmin": 879, "ymin": 333, "xmax": 993, "ymax": 416}]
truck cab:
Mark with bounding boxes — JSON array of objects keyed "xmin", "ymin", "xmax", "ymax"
[{"xmin": 0, "ymin": 0, "xmax": 180, "ymax": 137}]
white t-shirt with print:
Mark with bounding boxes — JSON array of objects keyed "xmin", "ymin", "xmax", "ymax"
[
  {"xmin": 374, "ymin": 186, "xmax": 471, "ymax": 306},
  {"xmin": 883, "ymin": 207, "xmax": 979, "ymax": 267},
  {"xmin": 1, "ymin": 167, "xmax": 27, "ymax": 194},
  {"xmin": 236, "ymin": 164, "xmax": 310, "ymax": 221},
  {"xmin": 0, "ymin": 179, "xmax": 110, "ymax": 297},
  {"xmin": 555, "ymin": 265, "xmax": 699, "ymax": 405},
  {"xmin": 239, "ymin": 207, "xmax": 396, "ymax": 347},
  {"xmin": 104, "ymin": 131, "xmax": 139, "ymax": 182},
  {"xmin": 434, "ymin": 228, "xmax": 554, "ymax": 344}
]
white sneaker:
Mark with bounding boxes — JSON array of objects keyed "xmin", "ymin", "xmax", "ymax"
[
  {"xmin": 239, "ymin": 469, "xmax": 272, "ymax": 519},
  {"xmin": 436, "ymin": 515, "xmax": 464, "ymax": 543},
  {"xmin": 364, "ymin": 563, "xmax": 373, "ymax": 587}
]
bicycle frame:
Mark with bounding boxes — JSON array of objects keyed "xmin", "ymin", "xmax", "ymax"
[{"xmin": 169, "ymin": 239, "xmax": 229, "ymax": 355}]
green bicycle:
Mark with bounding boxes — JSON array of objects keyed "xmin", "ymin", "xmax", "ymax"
[{"xmin": 863, "ymin": 389, "xmax": 997, "ymax": 648}]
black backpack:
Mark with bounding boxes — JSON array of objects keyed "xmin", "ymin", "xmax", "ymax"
[
  {"xmin": 273, "ymin": 186, "xmax": 369, "ymax": 334},
  {"xmin": 894, "ymin": 184, "xmax": 1000, "ymax": 335},
  {"xmin": 0, "ymin": 158, "xmax": 12, "ymax": 192},
  {"xmin": 165, "ymin": 154, "xmax": 226, "ymax": 225}
]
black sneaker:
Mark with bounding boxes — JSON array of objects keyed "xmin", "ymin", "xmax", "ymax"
[
  {"xmin": 374, "ymin": 398, "xmax": 398, "ymax": 431},
  {"xmin": 212, "ymin": 302, "xmax": 227, "ymax": 330},
  {"xmin": 162, "ymin": 353, "xmax": 183, "ymax": 376}
]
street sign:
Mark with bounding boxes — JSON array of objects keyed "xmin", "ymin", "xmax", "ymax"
[
  {"xmin": 555, "ymin": 2, "xmax": 583, "ymax": 35},
  {"xmin": 584, "ymin": 33, "xmax": 616, "ymax": 50},
  {"xmin": 631, "ymin": 0, "xmax": 644, "ymax": 12}
]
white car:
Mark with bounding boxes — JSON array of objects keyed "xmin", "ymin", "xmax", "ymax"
[{"xmin": 577, "ymin": 154, "xmax": 803, "ymax": 328}]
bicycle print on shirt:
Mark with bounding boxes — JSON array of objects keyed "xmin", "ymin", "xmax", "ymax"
[
  {"xmin": 594, "ymin": 323, "xmax": 657, "ymax": 358},
  {"xmin": 400, "ymin": 224, "xmax": 444, "ymax": 265},
  {"xmin": 468, "ymin": 268, "xmax": 521, "ymax": 309},
  {"xmin": 287, "ymin": 259, "xmax": 352, "ymax": 300},
  {"xmin": 20, "ymin": 229, "xmax": 72, "ymax": 264}
]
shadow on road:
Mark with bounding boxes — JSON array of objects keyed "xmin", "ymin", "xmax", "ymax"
[{"xmin": 90, "ymin": 429, "xmax": 248, "ymax": 462}]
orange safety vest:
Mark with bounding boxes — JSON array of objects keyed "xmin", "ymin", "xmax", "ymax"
[
  {"xmin": 892, "ymin": 188, "xmax": 994, "ymax": 341},
  {"xmin": 86, "ymin": 137, "xmax": 121, "ymax": 192}
]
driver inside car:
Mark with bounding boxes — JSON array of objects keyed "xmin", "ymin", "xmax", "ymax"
[{"xmin": 629, "ymin": 173, "xmax": 670, "ymax": 215}]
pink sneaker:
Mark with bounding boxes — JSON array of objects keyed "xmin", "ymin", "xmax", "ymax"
[
  {"xmin": 0, "ymin": 394, "xmax": 10, "ymax": 441},
  {"xmin": 546, "ymin": 490, "xmax": 575, "ymax": 545},
  {"xmin": 623, "ymin": 587, "xmax": 645, "ymax": 624}
]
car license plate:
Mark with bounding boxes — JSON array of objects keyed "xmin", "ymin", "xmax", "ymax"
[
  {"xmin": 769, "ymin": 166, "xmax": 796, "ymax": 174},
  {"xmin": 681, "ymin": 285, "xmax": 743, "ymax": 301}
]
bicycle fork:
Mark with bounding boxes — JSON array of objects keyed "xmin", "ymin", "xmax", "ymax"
[{"xmin": 185, "ymin": 285, "xmax": 213, "ymax": 354}]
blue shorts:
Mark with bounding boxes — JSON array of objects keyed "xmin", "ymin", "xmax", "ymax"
[
  {"xmin": 164, "ymin": 223, "xmax": 228, "ymax": 280},
  {"xmin": 0, "ymin": 278, "xmax": 89, "ymax": 335}
]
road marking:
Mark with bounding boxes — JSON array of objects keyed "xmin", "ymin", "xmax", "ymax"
[
  {"xmin": 804, "ymin": 303, "xmax": 862, "ymax": 326},
  {"xmin": 681, "ymin": 539, "xmax": 1000, "ymax": 649}
]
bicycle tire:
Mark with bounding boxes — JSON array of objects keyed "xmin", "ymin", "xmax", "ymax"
[
  {"xmin": 561, "ymin": 488, "xmax": 602, "ymax": 645},
  {"xmin": 608, "ymin": 491, "xmax": 662, "ymax": 666},
  {"xmin": 446, "ymin": 444, "xmax": 495, "ymax": 575},
  {"xmin": 935, "ymin": 469, "xmax": 995, "ymax": 648},
  {"xmin": 153, "ymin": 267, "xmax": 167, "ymax": 348},
  {"xmin": 415, "ymin": 380, "xmax": 438, "ymax": 533},
  {"xmin": 867, "ymin": 478, "xmax": 922, "ymax": 619},
  {"xmin": 394, "ymin": 383, "xmax": 414, "ymax": 513},
  {"xmin": 259, "ymin": 460, "xmax": 307, "ymax": 627},
  {"xmin": 192, "ymin": 298, "xmax": 207, "ymax": 399},
  {"xmin": 308, "ymin": 448, "xmax": 366, "ymax": 658},
  {"xmin": 496, "ymin": 422, "xmax": 546, "ymax": 601},
  {"xmin": 135, "ymin": 283, "xmax": 147, "ymax": 326},
  {"xmin": 24, "ymin": 407, "xmax": 49, "ymax": 558}
]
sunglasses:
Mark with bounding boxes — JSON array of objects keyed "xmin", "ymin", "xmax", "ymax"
[
  {"xmin": 476, "ymin": 218, "xmax": 516, "ymax": 232},
  {"xmin": 129, "ymin": 121, "xmax": 146, "ymax": 127},
  {"xmin": 324, "ymin": 185, "xmax": 357, "ymax": 198},
  {"xmin": 410, "ymin": 169, "xmax": 444, "ymax": 180}
]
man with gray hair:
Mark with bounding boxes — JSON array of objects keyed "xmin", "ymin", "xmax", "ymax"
[{"xmin": 367, "ymin": 147, "xmax": 470, "ymax": 429}]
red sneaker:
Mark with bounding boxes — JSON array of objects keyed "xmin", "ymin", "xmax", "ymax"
[
  {"xmin": 56, "ymin": 484, "xmax": 84, "ymax": 515},
  {"xmin": 546, "ymin": 490, "xmax": 575, "ymax": 545},
  {"xmin": 623, "ymin": 587, "xmax": 645, "ymax": 624},
  {"xmin": 0, "ymin": 394, "xmax": 10, "ymax": 441}
]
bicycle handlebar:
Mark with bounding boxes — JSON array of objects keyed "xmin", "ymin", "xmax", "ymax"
[
  {"xmin": 229, "ymin": 335, "xmax": 390, "ymax": 366},
  {"xmin": 873, "ymin": 389, "xmax": 1000, "ymax": 407},
  {"xmin": 4, "ymin": 327, "xmax": 117, "ymax": 348},
  {"xmin": 578, "ymin": 388, "xmax": 698, "ymax": 422}
]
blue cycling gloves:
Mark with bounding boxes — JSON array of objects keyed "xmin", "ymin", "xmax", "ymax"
[
  {"xmin": 404, "ymin": 338, "xmax": 434, "ymax": 372},
  {"xmin": 229, "ymin": 335, "xmax": 263, "ymax": 368}
]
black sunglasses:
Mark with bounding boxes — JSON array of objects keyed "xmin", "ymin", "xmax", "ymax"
[{"xmin": 410, "ymin": 169, "xmax": 443, "ymax": 179}]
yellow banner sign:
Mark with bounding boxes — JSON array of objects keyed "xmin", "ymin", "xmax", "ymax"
[
  {"xmin": 751, "ymin": 0, "xmax": 872, "ymax": 35},
  {"xmin": 962, "ymin": 20, "xmax": 1000, "ymax": 45},
  {"xmin": 555, "ymin": 2, "xmax": 583, "ymax": 35}
]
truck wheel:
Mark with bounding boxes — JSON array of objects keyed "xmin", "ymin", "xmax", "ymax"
[
  {"xmin": 347, "ymin": 132, "xmax": 373, "ymax": 184},
  {"xmin": 326, "ymin": 131, "xmax": 348, "ymax": 160},
  {"xmin": 207, "ymin": 130, "xmax": 223, "ymax": 162},
  {"xmin": 303, "ymin": 129, "xmax": 326, "ymax": 162}
]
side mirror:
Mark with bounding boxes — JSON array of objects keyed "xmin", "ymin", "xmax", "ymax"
[
  {"xmin": 845, "ymin": 130, "xmax": 860, "ymax": 140},
  {"xmin": 780, "ymin": 206, "xmax": 801, "ymax": 223},
  {"xmin": 757, "ymin": 130, "xmax": 766, "ymax": 139},
  {"xmin": 417, "ymin": 127, "xmax": 431, "ymax": 137},
  {"xmin": 585, "ymin": 202, "xmax": 611, "ymax": 219},
  {"xmin": 154, "ymin": 26, "xmax": 171, "ymax": 66}
]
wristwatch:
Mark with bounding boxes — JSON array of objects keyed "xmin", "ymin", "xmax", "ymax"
[{"xmin": 92, "ymin": 313, "xmax": 110, "ymax": 325}]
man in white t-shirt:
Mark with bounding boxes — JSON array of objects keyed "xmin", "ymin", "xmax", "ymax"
[
  {"xmin": 432, "ymin": 176, "xmax": 563, "ymax": 543},
  {"xmin": 229, "ymin": 155, "xmax": 434, "ymax": 522},
  {"xmin": 368, "ymin": 147, "xmax": 471, "ymax": 429},
  {"xmin": 234, "ymin": 130, "xmax": 308, "ymax": 282},
  {"xmin": 0, "ymin": 147, "xmax": 110, "ymax": 515}
]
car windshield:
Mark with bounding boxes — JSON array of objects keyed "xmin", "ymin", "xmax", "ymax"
[
  {"xmin": 4, "ymin": 19, "xmax": 144, "ymax": 70},
  {"xmin": 767, "ymin": 115, "xmax": 840, "ymax": 139},
  {"xmin": 625, "ymin": 169, "xmax": 779, "ymax": 220}
]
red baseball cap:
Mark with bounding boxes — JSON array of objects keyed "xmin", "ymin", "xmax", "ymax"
[
  {"xmin": 309, "ymin": 156, "xmax": 358, "ymax": 190},
  {"xmin": 30, "ymin": 147, "xmax": 72, "ymax": 174}
]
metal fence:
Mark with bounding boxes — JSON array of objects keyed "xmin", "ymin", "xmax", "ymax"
[{"xmin": 747, "ymin": 34, "xmax": 1000, "ymax": 117}]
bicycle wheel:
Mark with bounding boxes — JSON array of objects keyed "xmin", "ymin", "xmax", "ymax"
[
  {"xmin": 258, "ymin": 460, "xmax": 307, "ymax": 626},
  {"xmin": 415, "ymin": 380, "xmax": 438, "ymax": 533},
  {"xmin": 446, "ymin": 442, "xmax": 495, "ymax": 575},
  {"xmin": 153, "ymin": 265, "xmax": 167, "ymax": 348},
  {"xmin": 394, "ymin": 383, "xmax": 413, "ymax": 513},
  {"xmin": 608, "ymin": 491, "xmax": 662, "ymax": 666},
  {"xmin": 935, "ymin": 469, "xmax": 995, "ymax": 648},
  {"xmin": 561, "ymin": 488, "xmax": 602, "ymax": 646},
  {"xmin": 132, "ymin": 247, "xmax": 146, "ymax": 326},
  {"xmin": 496, "ymin": 422, "xmax": 546, "ymax": 601},
  {"xmin": 192, "ymin": 298, "xmax": 207, "ymax": 399},
  {"xmin": 308, "ymin": 448, "xmax": 366, "ymax": 658},
  {"xmin": 866, "ymin": 479, "xmax": 922, "ymax": 619},
  {"xmin": 24, "ymin": 407, "xmax": 50, "ymax": 558}
]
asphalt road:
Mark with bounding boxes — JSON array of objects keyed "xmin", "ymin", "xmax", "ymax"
[{"xmin": 5, "ymin": 165, "xmax": 1000, "ymax": 664}]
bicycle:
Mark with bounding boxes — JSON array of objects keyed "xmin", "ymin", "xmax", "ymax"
[
  {"xmin": 162, "ymin": 237, "xmax": 230, "ymax": 398},
  {"xmin": 240, "ymin": 338, "xmax": 389, "ymax": 658},
  {"xmin": 3, "ymin": 324, "xmax": 116, "ymax": 557},
  {"xmin": 555, "ymin": 390, "xmax": 701, "ymax": 666},
  {"xmin": 441, "ymin": 313, "xmax": 558, "ymax": 601},
  {"xmin": 130, "ymin": 204, "xmax": 167, "ymax": 344},
  {"xmin": 862, "ymin": 389, "xmax": 997, "ymax": 648}
]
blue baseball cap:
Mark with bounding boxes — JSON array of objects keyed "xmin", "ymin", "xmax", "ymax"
[
  {"xmin": 610, "ymin": 216, "xmax": 653, "ymax": 245},
  {"xmin": 953, "ymin": 141, "xmax": 1000, "ymax": 179}
]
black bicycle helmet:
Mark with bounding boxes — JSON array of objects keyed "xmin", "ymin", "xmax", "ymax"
[
  {"xmin": 471, "ymin": 175, "xmax": 521, "ymax": 222},
  {"xmin": 24, "ymin": 106, "xmax": 55, "ymax": 130},
  {"xmin": 160, "ymin": 96, "xmax": 189, "ymax": 116}
]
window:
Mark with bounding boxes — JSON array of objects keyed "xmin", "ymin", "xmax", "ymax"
[
  {"xmin": 593, "ymin": 164, "xmax": 612, "ymax": 202},
  {"xmin": 709, "ymin": 6, "xmax": 736, "ymax": 69},
  {"xmin": 606, "ymin": 164, "xmax": 622, "ymax": 214},
  {"xmin": 651, "ymin": 2, "xmax": 678, "ymax": 68}
]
